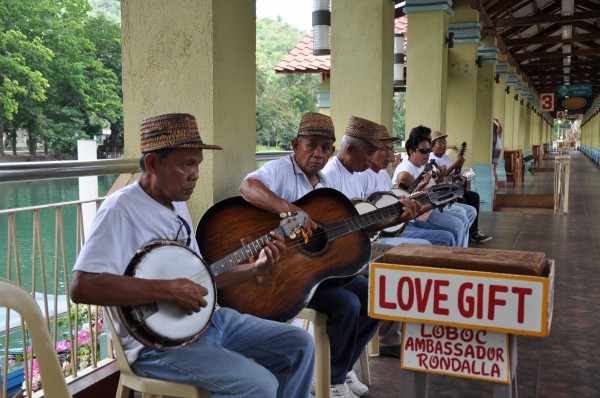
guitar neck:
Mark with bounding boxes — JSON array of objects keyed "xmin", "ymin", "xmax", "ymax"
[
  {"xmin": 209, "ymin": 230, "xmax": 278, "ymax": 277},
  {"xmin": 326, "ymin": 193, "xmax": 431, "ymax": 241}
]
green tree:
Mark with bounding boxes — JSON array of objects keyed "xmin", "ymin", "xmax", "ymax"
[
  {"xmin": 256, "ymin": 18, "xmax": 319, "ymax": 150},
  {"xmin": 0, "ymin": 0, "xmax": 122, "ymax": 156},
  {"xmin": 0, "ymin": 29, "xmax": 52, "ymax": 155}
]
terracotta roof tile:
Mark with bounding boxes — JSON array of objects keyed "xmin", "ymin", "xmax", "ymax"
[{"xmin": 275, "ymin": 17, "xmax": 408, "ymax": 74}]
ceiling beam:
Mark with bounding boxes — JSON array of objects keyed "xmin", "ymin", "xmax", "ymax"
[
  {"xmin": 505, "ymin": 32, "xmax": 600, "ymax": 46},
  {"xmin": 494, "ymin": 10, "xmax": 600, "ymax": 27},
  {"xmin": 511, "ymin": 47, "xmax": 600, "ymax": 60}
]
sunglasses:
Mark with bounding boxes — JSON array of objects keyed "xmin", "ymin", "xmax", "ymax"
[{"xmin": 416, "ymin": 148, "xmax": 432, "ymax": 154}]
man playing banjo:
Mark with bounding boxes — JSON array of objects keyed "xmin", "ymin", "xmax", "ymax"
[{"xmin": 70, "ymin": 113, "xmax": 315, "ymax": 397}]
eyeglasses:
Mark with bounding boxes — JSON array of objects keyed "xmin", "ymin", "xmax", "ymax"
[
  {"xmin": 434, "ymin": 140, "xmax": 446, "ymax": 145},
  {"xmin": 383, "ymin": 145, "xmax": 394, "ymax": 152},
  {"xmin": 416, "ymin": 148, "xmax": 432, "ymax": 154},
  {"xmin": 176, "ymin": 215, "xmax": 192, "ymax": 246}
]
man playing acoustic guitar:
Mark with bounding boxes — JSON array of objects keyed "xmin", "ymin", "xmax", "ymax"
[
  {"xmin": 71, "ymin": 113, "xmax": 315, "ymax": 398},
  {"xmin": 240, "ymin": 113, "xmax": 420, "ymax": 398}
]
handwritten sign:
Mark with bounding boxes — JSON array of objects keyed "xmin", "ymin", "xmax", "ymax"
[
  {"xmin": 369, "ymin": 263, "xmax": 554, "ymax": 336},
  {"xmin": 402, "ymin": 323, "xmax": 510, "ymax": 383}
]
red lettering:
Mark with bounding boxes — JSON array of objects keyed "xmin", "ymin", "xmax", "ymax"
[
  {"xmin": 446, "ymin": 327, "xmax": 458, "ymax": 341},
  {"xmin": 488, "ymin": 284, "xmax": 509, "ymax": 320},
  {"xmin": 464, "ymin": 344, "xmax": 475, "ymax": 358},
  {"xmin": 397, "ymin": 276, "xmax": 414, "ymax": 311},
  {"xmin": 415, "ymin": 278, "xmax": 432, "ymax": 312},
  {"xmin": 512, "ymin": 286, "xmax": 533, "ymax": 323},
  {"xmin": 477, "ymin": 283, "xmax": 484, "ymax": 319},
  {"xmin": 420, "ymin": 324, "xmax": 431, "ymax": 338},
  {"xmin": 416, "ymin": 353, "xmax": 428, "ymax": 369},
  {"xmin": 433, "ymin": 280, "xmax": 450, "ymax": 315},
  {"xmin": 404, "ymin": 337, "xmax": 414, "ymax": 350},
  {"xmin": 458, "ymin": 282, "xmax": 474, "ymax": 318},
  {"xmin": 378, "ymin": 275, "xmax": 396, "ymax": 309},
  {"xmin": 491, "ymin": 363, "xmax": 501, "ymax": 378},
  {"xmin": 496, "ymin": 348, "xmax": 505, "ymax": 362},
  {"xmin": 475, "ymin": 330, "xmax": 487, "ymax": 344}
]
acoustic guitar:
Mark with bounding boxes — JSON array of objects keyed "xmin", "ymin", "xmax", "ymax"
[
  {"xmin": 196, "ymin": 183, "xmax": 463, "ymax": 322},
  {"xmin": 117, "ymin": 212, "xmax": 308, "ymax": 350}
]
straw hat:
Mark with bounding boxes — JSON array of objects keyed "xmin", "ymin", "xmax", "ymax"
[
  {"xmin": 430, "ymin": 131, "xmax": 448, "ymax": 143},
  {"xmin": 376, "ymin": 124, "xmax": 400, "ymax": 142},
  {"xmin": 344, "ymin": 116, "xmax": 385, "ymax": 150},
  {"xmin": 140, "ymin": 113, "xmax": 222, "ymax": 153},
  {"xmin": 297, "ymin": 112, "xmax": 336, "ymax": 141}
]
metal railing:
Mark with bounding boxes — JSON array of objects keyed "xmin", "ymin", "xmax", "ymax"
[{"xmin": 0, "ymin": 152, "xmax": 290, "ymax": 397}]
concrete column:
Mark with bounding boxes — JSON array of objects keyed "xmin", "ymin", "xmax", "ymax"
[
  {"xmin": 473, "ymin": 35, "xmax": 497, "ymax": 165},
  {"xmin": 404, "ymin": 0, "xmax": 452, "ymax": 133},
  {"xmin": 504, "ymin": 71, "xmax": 516, "ymax": 150},
  {"xmin": 446, "ymin": 0, "xmax": 480, "ymax": 166},
  {"xmin": 330, "ymin": 0, "xmax": 395, "ymax": 137},
  {"xmin": 121, "ymin": 0, "xmax": 256, "ymax": 221}
]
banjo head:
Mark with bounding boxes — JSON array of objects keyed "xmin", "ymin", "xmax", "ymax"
[{"xmin": 120, "ymin": 241, "xmax": 216, "ymax": 350}]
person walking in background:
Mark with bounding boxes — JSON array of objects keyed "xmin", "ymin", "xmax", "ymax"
[{"xmin": 492, "ymin": 118, "xmax": 503, "ymax": 191}]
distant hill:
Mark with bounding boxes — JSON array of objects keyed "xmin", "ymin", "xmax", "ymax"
[{"xmin": 88, "ymin": 0, "xmax": 120, "ymax": 22}]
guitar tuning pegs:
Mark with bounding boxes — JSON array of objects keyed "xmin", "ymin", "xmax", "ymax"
[
  {"xmin": 280, "ymin": 212, "xmax": 291, "ymax": 218},
  {"xmin": 289, "ymin": 233, "xmax": 297, "ymax": 239}
]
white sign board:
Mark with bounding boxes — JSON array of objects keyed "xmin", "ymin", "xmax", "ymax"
[
  {"xmin": 369, "ymin": 264, "xmax": 553, "ymax": 336},
  {"xmin": 402, "ymin": 323, "xmax": 510, "ymax": 383}
]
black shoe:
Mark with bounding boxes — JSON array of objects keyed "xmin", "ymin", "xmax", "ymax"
[
  {"xmin": 470, "ymin": 230, "xmax": 492, "ymax": 243},
  {"xmin": 379, "ymin": 345, "xmax": 401, "ymax": 358}
]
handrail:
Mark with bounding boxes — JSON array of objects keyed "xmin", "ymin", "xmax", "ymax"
[
  {"xmin": 0, "ymin": 159, "xmax": 140, "ymax": 183},
  {"xmin": 0, "ymin": 152, "xmax": 295, "ymax": 183}
]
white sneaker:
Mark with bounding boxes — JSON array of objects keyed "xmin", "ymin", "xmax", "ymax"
[
  {"xmin": 330, "ymin": 382, "xmax": 359, "ymax": 398},
  {"xmin": 345, "ymin": 370, "xmax": 369, "ymax": 396}
]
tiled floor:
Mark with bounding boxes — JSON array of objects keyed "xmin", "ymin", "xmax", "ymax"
[{"xmin": 361, "ymin": 150, "xmax": 600, "ymax": 398}]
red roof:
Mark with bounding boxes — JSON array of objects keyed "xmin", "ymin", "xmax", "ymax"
[{"xmin": 275, "ymin": 16, "xmax": 408, "ymax": 74}]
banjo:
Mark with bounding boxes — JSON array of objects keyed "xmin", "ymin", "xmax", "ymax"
[{"xmin": 117, "ymin": 211, "xmax": 308, "ymax": 351}]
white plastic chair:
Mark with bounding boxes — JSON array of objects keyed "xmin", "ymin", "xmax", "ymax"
[
  {"xmin": 104, "ymin": 311, "xmax": 210, "ymax": 398},
  {"xmin": 0, "ymin": 279, "xmax": 73, "ymax": 398},
  {"xmin": 297, "ymin": 308, "xmax": 371, "ymax": 398}
]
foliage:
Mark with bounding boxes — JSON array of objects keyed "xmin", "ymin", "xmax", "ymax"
[
  {"xmin": 21, "ymin": 304, "xmax": 105, "ymax": 391},
  {"xmin": 0, "ymin": 0, "xmax": 122, "ymax": 156},
  {"xmin": 393, "ymin": 92, "xmax": 406, "ymax": 141},
  {"xmin": 256, "ymin": 18, "xmax": 319, "ymax": 150}
]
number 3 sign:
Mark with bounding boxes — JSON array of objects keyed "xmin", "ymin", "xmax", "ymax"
[{"xmin": 540, "ymin": 93, "xmax": 555, "ymax": 111}]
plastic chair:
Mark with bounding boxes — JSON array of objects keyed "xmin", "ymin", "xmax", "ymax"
[
  {"xmin": 104, "ymin": 311, "xmax": 210, "ymax": 398},
  {"xmin": 297, "ymin": 308, "xmax": 371, "ymax": 398},
  {"xmin": 0, "ymin": 279, "xmax": 73, "ymax": 398}
]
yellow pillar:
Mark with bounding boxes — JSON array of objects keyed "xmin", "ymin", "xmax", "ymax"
[
  {"xmin": 121, "ymin": 0, "xmax": 256, "ymax": 221},
  {"xmin": 445, "ymin": 0, "xmax": 480, "ymax": 165},
  {"xmin": 330, "ymin": 0, "xmax": 395, "ymax": 137},
  {"xmin": 405, "ymin": 0, "xmax": 452, "ymax": 132},
  {"xmin": 504, "ymin": 69, "xmax": 516, "ymax": 150},
  {"xmin": 473, "ymin": 34, "xmax": 497, "ymax": 165}
]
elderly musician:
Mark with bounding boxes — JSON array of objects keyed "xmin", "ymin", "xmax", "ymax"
[
  {"xmin": 240, "ymin": 112, "xmax": 419, "ymax": 398},
  {"xmin": 71, "ymin": 113, "xmax": 315, "ymax": 398}
]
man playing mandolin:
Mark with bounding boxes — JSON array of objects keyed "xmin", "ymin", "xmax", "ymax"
[
  {"xmin": 70, "ymin": 113, "xmax": 315, "ymax": 398},
  {"xmin": 240, "ymin": 113, "xmax": 420, "ymax": 398}
]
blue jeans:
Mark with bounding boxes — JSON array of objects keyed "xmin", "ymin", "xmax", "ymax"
[
  {"xmin": 401, "ymin": 223, "xmax": 457, "ymax": 246},
  {"xmin": 426, "ymin": 209, "xmax": 467, "ymax": 247},
  {"xmin": 131, "ymin": 307, "xmax": 315, "ymax": 398},
  {"xmin": 307, "ymin": 275, "xmax": 380, "ymax": 384},
  {"xmin": 444, "ymin": 203, "xmax": 476, "ymax": 246},
  {"xmin": 377, "ymin": 236, "xmax": 432, "ymax": 246}
]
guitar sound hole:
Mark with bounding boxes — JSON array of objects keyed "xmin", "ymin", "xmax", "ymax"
[{"xmin": 300, "ymin": 227, "xmax": 328, "ymax": 253}]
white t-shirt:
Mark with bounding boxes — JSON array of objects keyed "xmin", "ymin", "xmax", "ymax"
[
  {"xmin": 73, "ymin": 181, "xmax": 199, "ymax": 363},
  {"xmin": 392, "ymin": 157, "xmax": 424, "ymax": 186},
  {"xmin": 322, "ymin": 156, "xmax": 367, "ymax": 200},
  {"xmin": 359, "ymin": 168, "xmax": 393, "ymax": 197},
  {"xmin": 244, "ymin": 155, "xmax": 328, "ymax": 202},
  {"xmin": 429, "ymin": 153, "xmax": 452, "ymax": 169}
]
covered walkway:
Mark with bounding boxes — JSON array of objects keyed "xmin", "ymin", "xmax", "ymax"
[{"xmin": 364, "ymin": 150, "xmax": 600, "ymax": 397}]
